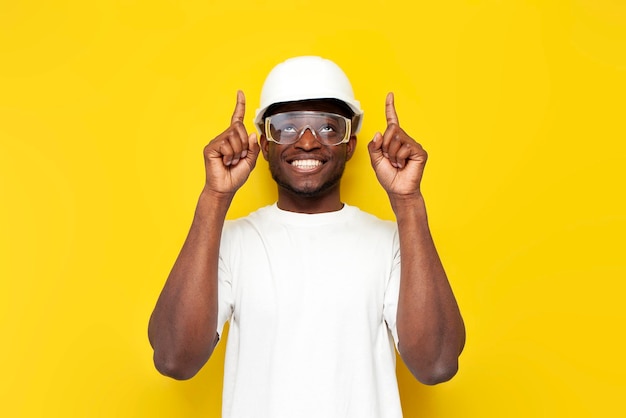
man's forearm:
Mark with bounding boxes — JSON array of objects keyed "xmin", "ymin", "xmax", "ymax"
[
  {"xmin": 148, "ymin": 190, "xmax": 234, "ymax": 380},
  {"xmin": 392, "ymin": 194, "xmax": 465, "ymax": 385}
]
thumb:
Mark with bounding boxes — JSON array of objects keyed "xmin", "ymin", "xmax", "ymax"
[
  {"xmin": 246, "ymin": 132, "xmax": 260, "ymax": 160},
  {"xmin": 368, "ymin": 132, "xmax": 384, "ymax": 165},
  {"xmin": 368, "ymin": 132, "xmax": 389, "ymax": 171}
]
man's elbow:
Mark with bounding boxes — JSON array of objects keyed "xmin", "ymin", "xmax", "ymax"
[
  {"xmin": 152, "ymin": 351, "xmax": 208, "ymax": 381},
  {"xmin": 411, "ymin": 359, "xmax": 459, "ymax": 386},
  {"xmin": 399, "ymin": 342, "xmax": 461, "ymax": 385}
]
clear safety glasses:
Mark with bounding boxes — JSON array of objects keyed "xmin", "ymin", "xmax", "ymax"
[{"xmin": 265, "ymin": 111, "xmax": 352, "ymax": 146}]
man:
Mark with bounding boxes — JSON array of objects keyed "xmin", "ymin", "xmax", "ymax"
[{"xmin": 148, "ymin": 56, "xmax": 465, "ymax": 417}]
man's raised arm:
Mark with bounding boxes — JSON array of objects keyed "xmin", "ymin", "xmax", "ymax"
[
  {"xmin": 148, "ymin": 91, "xmax": 260, "ymax": 380},
  {"xmin": 368, "ymin": 93, "xmax": 465, "ymax": 385}
]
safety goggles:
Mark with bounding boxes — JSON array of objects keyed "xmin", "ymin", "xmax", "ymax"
[{"xmin": 264, "ymin": 111, "xmax": 352, "ymax": 146}]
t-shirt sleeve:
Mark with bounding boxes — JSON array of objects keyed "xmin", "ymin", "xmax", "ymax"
[
  {"xmin": 383, "ymin": 226, "xmax": 401, "ymax": 350},
  {"xmin": 216, "ymin": 229, "xmax": 235, "ymax": 338}
]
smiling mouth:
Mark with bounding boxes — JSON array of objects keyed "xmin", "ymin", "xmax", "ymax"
[{"xmin": 290, "ymin": 159, "xmax": 323, "ymax": 169}]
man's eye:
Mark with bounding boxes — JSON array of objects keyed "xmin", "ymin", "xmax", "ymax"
[
  {"xmin": 282, "ymin": 126, "xmax": 298, "ymax": 133},
  {"xmin": 319, "ymin": 125, "xmax": 336, "ymax": 133}
]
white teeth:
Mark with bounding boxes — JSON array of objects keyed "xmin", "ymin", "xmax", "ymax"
[{"xmin": 291, "ymin": 159, "xmax": 322, "ymax": 168}]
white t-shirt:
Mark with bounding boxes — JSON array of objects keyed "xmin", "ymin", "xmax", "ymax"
[{"xmin": 217, "ymin": 204, "xmax": 403, "ymax": 418}]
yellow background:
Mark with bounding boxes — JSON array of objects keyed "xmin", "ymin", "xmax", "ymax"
[{"xmin": 1, "ymin": 0, "xmax": 625, "ymax": 416}]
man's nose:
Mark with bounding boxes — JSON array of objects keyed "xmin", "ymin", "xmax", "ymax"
[{"xmin": 295, "ymin": 127, "xmax": 320, "ymax": 149}]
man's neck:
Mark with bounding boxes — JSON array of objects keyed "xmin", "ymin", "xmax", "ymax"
[{"xmin": 276, "ymin": 188, "xmax": 344, "ymax": 214}]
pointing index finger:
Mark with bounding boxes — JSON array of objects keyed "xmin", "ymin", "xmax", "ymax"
[
  {"xmin": 231, "ymin": 90, "xmax": 246, "ymax": 125},
  {"xmin": 385, "ymin": 92, "xmax": 399, "ymax": 126}
]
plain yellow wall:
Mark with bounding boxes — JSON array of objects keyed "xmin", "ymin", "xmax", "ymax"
[{"xmin": 1, "ymin": 1, "xmax": 625, "ymax": 416}]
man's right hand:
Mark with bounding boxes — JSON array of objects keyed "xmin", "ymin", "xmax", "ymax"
[{"xmin": 203, "ymin": 90, "xmax": 260, "ymax": 195}]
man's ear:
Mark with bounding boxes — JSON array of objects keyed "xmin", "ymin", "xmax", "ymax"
[
  {"xmin": 345, "ymin": 135, "xmax": 357, "ymax": 161},
  {"xmin": 259, "ymin": 134, "xmax": 270, "ymax": 161}
]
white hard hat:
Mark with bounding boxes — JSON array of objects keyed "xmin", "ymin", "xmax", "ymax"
[{"xmin": 254, "ymin": 56, "xmax": 364, "ymax": 133}]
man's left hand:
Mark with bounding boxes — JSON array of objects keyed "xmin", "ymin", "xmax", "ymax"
[{"xmin": 368, "ymin": 92, "xmax": 428, "ymax": 198}]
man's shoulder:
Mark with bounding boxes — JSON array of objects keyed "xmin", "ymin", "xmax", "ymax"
[
  {"xmin": 225, "ymin": 204, "xmax": 276, "ymax": 225},
  {"xmin": 344, "ymin": 204, "xmax": 396, "ymax": 228}
]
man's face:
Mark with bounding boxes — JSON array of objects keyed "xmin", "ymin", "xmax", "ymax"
[{"xmin": 260, "ymin": 100, "xmax": 357, "ymax": 199}]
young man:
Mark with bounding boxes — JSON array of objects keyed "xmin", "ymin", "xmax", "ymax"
[{"xmin": 148, "ymin": 56, "xmax": 465, "ymax": 417}]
